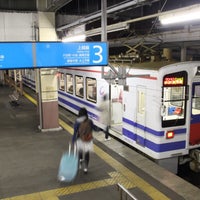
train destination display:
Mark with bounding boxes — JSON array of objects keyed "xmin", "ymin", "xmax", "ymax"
[{"xmin": 0, "ymin": 42, "xmax": 108, "ymax": 69}]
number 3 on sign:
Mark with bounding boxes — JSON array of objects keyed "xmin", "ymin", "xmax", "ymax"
[{"xmin": 93, "ymin": 45, "xmax": 103, "ymax": 64}]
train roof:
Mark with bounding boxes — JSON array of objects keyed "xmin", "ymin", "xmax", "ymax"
[{"xmin": 109, "ymin": 60, "xmax": 177, "ymax": 71}]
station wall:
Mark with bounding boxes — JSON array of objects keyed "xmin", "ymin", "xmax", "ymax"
[{"xmin": 0, "ymin": 11, "xmax": 57, "ymax": 42}]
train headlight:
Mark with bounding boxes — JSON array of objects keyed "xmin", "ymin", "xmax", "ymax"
[{"xmin": 166, "ymin": 131, "xmax": 174, "ymax": 139}]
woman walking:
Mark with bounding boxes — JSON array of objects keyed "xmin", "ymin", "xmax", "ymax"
[{"xmin": 72, "ymin": 107, "xmax": 94, "ymax": 173}]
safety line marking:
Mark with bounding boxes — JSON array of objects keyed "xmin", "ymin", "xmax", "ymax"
[
  {"xmin": 1, "ymin": 93, "xmax": 170, "ymax": 200},
  {"xmin": 23, "ymin": 91, "xmax": 37, "ymax": 105}
]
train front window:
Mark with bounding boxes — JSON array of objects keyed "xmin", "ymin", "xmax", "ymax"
[
  {"xmin": 66, "ymin": 74, "xmax": 73, "ymax": 94},
  {"xmin": 86, "ymin": 78, "xmax": 97, "ymax": 103},
  {"xmin": 75, "ymin": 75, "xmax": 84, "ymax": 98},
  {"xmin": 162, "ymin": 71, "xmax": 188, "ymax": 127},
  {"xmin": 192, "ymin": 84, "xmax": 200, "ymax": 115},
  {"xmin": 58, "ymin": 72, "xmax": 65, "ymax": 91}
]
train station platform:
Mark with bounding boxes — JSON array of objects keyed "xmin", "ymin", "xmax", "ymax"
[{"xmin": 0, "ymin": 84, "xmax": 200, "ymax": 200}]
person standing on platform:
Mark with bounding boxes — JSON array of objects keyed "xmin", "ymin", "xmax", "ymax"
[
  {"xmin": 72, "ymin": 107, "xmax": 94, "ymax": 173},
  {"xmin": 98, "ymin": 94, "xmax": 110, "ymax": 140}
]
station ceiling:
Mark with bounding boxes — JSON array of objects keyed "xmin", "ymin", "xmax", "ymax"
[{"xmin": 1, "ymin": 0, "xmax": 200, "ymax": 61}]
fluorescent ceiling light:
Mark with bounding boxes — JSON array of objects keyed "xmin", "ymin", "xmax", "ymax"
[
  {"xmin": 62, "ymin": 34, "xmax": 86, "ymax": 42},
  {"xmin": 85, "ymin": 22, "xmax": 129, "ymax": 37},
  {"xmin": 159, "ymin": 4, "xmax": 200, "ymax": 25}
]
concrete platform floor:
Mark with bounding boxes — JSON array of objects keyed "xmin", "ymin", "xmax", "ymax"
[{"xmin": 0, "ymin": 85, "xmax": 200, "ymax": 200}]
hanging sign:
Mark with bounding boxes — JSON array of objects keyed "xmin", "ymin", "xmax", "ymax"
[
  {"xmin": 0, "ymin": 42, "xmax": 33, "ymax": 69},
  {"xmin": 36, "ymin": 42, "xmax": 108, "ymax": 67},
  {"xmin": 0, "ymin": 42, "xmax": 108, "ymax": 69}
]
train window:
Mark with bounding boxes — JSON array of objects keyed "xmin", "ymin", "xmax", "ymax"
[
  {"xmin": 192, "ymin": 84, "xmax": 200, "ymax": 115},
  {"xmin": 75, "ymin": 75, "xmax": 84, "ymax": 98},
  {"xmin": 86, "ymin": 78, "xmax": 97, "ymax": 103},
  {"xmin": 162, "ymin": 71, "xmax": 187, "ymax": 127},
  {"xmin": 58, "ymin": 72, "xmax": 65, "ymax": 91},
  {"xmin": 170, "ymin": 87, "xmax": 184, "ymax": 107},
  {"xmin": 66, "ymin": 74, "xmax": 73, "ymax": 94}
]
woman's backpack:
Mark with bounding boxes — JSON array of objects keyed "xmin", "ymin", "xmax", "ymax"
[{"xmin": 78, "ymin": 119, "xmax": 93, "ymax": 142}]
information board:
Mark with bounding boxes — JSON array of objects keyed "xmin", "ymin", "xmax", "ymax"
[
  {"xmin": 36, "ymin": 42, "xmax": 108, "ymax": 67},
  {"xmin": 0, "ymin": 42, "xmax": 33, "ymax": 69},
  {"xmin": 0, "ymin": 42, "xmax": 108, "ymax": 69}
]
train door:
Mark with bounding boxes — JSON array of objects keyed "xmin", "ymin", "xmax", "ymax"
[
  {"xmin": 135, "ymin": 86, "xmax": 146, "ymax": 146},
  {"xmin": 190, "ymin": 82, "xmax": 200, "ymax": 145},
  {"xmin": 110, "ymin": 84, "xmax": 123, "ymax": 133}
]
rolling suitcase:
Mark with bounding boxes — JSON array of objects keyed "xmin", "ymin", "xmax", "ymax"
[{"xmin": 58, "ymin": 143, "xmax": 78, "ymax": 182}]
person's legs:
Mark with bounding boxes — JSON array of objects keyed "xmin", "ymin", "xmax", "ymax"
[
  {"xmin": 104, "ymin": 126, "xmax": 111, "ymax": 140},
  {"xmin": 84, "ymin": 151, "xmax": 90, "ymax": 173},
  {"xmin": 105, "ymin": 125, "xmax": 109, "ymax": 139},
  {"xmin": 78, "ymin": 150, "xmax": 83, "ymax": 169}
]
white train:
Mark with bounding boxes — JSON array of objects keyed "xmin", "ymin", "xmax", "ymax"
[{"xmin": 22, "ymin": 61, "xmax": 200, "ymax": 174}]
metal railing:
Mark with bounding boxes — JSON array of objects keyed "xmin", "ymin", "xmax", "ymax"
[{"xmin": 117, "ymin": 183, "xmax": 138, "ymax": 200}]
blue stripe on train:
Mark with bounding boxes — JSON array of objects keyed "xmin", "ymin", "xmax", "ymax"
[
  {"xmin": 123, "ymin": 128, "xmax": 186, "ymax": 152},
  {"xmin": 58, "ymin": 90, "xmax": 97, "ymax": 109},
  {"xmin": 123, "ymin": 119, "xmax": 186, "ymax": 152},
  {"xmin": 58, "ymin": 96, "xmax": 98, "ymax": 120},
  {"xmin": 123, "ymin": 117, "xmax": 165, "ymax": 136},
  {"xmin": 123, "ymin": 117, "xmax": 186, "ymax": 137}
]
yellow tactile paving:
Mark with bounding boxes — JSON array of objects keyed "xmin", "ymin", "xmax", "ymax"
[
  {"xmin": 56, "ymin": 184, "xmax": 82, "ymax": 196},
  {"xmin": 10, "ymin": 197, "xmax": 26, "ymax": 200},
  {"xmin": 23, "ymin": 193, "xmax": 42, "ymax": 200},
  {"xmin": 23, "ymin": 91, "xmax": 37, "ymax": 105},
  {"xmin": 109, "ymin": 171, "xmax": 135, "ymax": 188},
  {"xmin": 59, "ymin": 118, "xmax": 73, "ymax": 133},
  {"xmin": 39, "ymin": 190, "xmax": 58, "ymax": 199},
  {"xmin": 93, "ymin": 141, "xmax": 170, "ymax": 200},
  {"xmin": 1, "ymin": 94, "xmax": 172, "ymax": 200}
]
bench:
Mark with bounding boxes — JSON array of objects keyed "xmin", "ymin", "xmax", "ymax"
[{"xmin": 9, "ymin": 90, "xmax": 20, "ymax": 106}]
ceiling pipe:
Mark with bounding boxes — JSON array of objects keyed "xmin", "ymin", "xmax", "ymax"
[
  {"xmin": 56, "ymin": 0, "xmax": 155, "ymax": 31},
  {"xmin": 85, "ymin": 3, "xmax": 200, "ymax": 39}
]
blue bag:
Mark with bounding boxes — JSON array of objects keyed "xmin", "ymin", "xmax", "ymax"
[{"xmin": 58, "ymin": 143, "xmax": 78, "ymax": 182}]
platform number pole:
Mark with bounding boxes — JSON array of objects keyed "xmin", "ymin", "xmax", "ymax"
[
  {"xmin": 37, "ymin": 68, "xmax": 43, "ymax": 130},
  {"xmin": 101, "ymin": 0, "xmax": 111, "ymax": 136},
  {"xmin": 101, "ymin": 0, "xmax": 107, "ymax": 42},
  {"xmin": 33, "ymin": 42, "xmax": 43, "ymax": 130},
  {"xmin": 101, "ymin": 0, "xmax": 107, "ymax": 78}
]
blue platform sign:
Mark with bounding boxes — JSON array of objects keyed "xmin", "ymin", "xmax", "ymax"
[
  {"xmin": 0, "ymin": 42, "xmax": 108, "ymax": 69},
  {"xmin": 0, "ymin": 42, "xmax": 33, "ymax": 69},
  {"xmin": 36, "ymin": 42, "xmax": 108, "ymax": 67}
]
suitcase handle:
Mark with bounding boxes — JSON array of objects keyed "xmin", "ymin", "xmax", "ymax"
[{"xmin": 68, "ymin": 142, "xmax": 77, "ymax": 156}]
